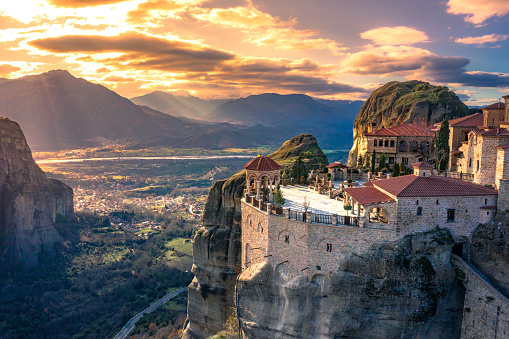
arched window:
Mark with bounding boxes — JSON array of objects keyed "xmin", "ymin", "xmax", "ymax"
[{"xmin": 399, "ymin": 140, "xmax": 408, "ymax": 152}]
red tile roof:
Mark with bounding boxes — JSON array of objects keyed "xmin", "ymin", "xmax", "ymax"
[
  {"xmin": 483, "ymin": 102, "xmax": 505, "ymax": 110},
  {"xmin": 471, "ymin": 128, "xmax": 509, "ymax": 136},
  {"xmin": 326, "ymin": 161, "xmax": 348, "ymax": 169},
  {"xmin": 344, "ymin": 186, "xmax": 395, "ymax": 205},
  {"xmin": 412, "ymin": 162, "xmax": 433, "ymax": 169},
  {"xmin": 498, "ymin": 144, "xmax": 509, "ymax": 149},
  {"xmin": 365, "ymin": 123, "xmax": 434, "ymax": 137},
  {"xmin": 372, "ymin": 175, "xmax": 497, "ymax": 198},
  {"xmin": 244, "ymin": 155, "xmax": 283, "ymax": 171},
  {"xmin": 451, "ymin": 150, "xmax": 463, "ymax": 155},
  {"xmin": 437, "ymin": 113, "xmax": 484, "ymax": 127}
]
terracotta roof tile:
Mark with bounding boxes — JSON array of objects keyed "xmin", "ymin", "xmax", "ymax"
[
  {"xmin": 365, "ymin": 123, "xmax": 434, "ymax": 137},
  {"xmin": 483, "ymin": 102, "xmax": 505, "ymax": 109},
  {"xmin": 412, "ymin": 162, "xmax": 433, "ymax": 169},
  {"xmin": 344, "ymin": 186, "xmax": 395, "ymax": 205},
  {"xmin": 438, "ymin": 113, "xmax": 484, "ymax": 127},
  {"xmin": 471, "ymin": 128, "xmax": 509, "ymax": 136},
  {"xmin": 244, "ymin": 155, "xmax": 283, "ymax": 171},
  {"xmin": 372, "ymin": 175, "xmax": 497, "ymax": 197},
  {"xmin": 326, "ymin": 161, "xmax": 348, "ymax": 169}
]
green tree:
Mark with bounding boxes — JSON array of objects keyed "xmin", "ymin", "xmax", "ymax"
[
  {"xmin": 290, "ymin": 155, "xmax": 308, "ymax": 180},
  {"xmin": 434, "ymin": 116, "xmax": 450, "ymax": 171},
  {"xmin": 377, "ymin": 153, "xmax": 387, "ymax": 172},
  {"xmin": 273, "ymin": 186, "xmax": 286, "ymax": 207},
  {"xmin": 357, "ymin": 155, "xmax": 363, "ymax": 168},
  {"xmin": 370, "ymin": 149, "xmax": 376, "ymax": 173},
  {"xmin": 400, "ymin": 161, "xmax": 407, "ymax": 174},
  {"xmin": 392, "ymin": 162, "xmax": 400, "ymax": 177}
]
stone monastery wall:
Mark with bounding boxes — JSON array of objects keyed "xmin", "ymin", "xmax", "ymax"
[
  {"xmin": 396, "ymin": 195, "xmax": 497, "ymax": 240},
  {"xmin": 241, "ymin": 201, "xmax": 397, "ymax": 278},
  {"xmin": 453, "ymin": 255, "xmax": 509, "ymax": 339}
]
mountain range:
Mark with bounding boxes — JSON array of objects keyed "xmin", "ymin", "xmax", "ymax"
[{"xmin": 0, "ymin": 70, "xmax": 363, "ymax": 151}]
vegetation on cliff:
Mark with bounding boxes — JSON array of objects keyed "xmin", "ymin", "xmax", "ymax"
[{"xmin": 348, "ymin": 80, "xmax": 468, "ymax": 166}]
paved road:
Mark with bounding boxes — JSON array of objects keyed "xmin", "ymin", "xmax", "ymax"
[{"xmin": 113, "ymin": 287, "xmax": 188, "ymax": 339}]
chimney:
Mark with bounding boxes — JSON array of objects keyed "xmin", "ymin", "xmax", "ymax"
[
  {"xmin": 391, "ymin": 118, "xmax": 397, "ymax": 125},
  {"xmin": 413, "ymin": 118, "xmax": 418, "ymax": 124},
  {"xmin": 421, "ymin": 118, "xmax": 425, "ymax": 124},
  {"xmin": 426, "ymin": 122, "xmax": 431, "ymax": 128}
]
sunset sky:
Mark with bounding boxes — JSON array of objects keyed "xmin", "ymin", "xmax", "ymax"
[{"xmin": 1, "ymin": 0, "xmax": 508, "ymax": 104}]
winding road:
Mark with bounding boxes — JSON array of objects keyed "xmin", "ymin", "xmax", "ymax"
[{"xmin": 113, "ymin": 287, "xmax": 188, "ymax": 339}]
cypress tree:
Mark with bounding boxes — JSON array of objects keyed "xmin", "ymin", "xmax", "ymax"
[
  {"xmin": 392, "ymin": 162, "xmax": 400, "ymax": 177},
  {"xmin": 370, "ymin": 149, "xmax": 376, "ymax": 173},
  {"xmin": 435, "ymin": 117, "xmax": 450, "ymax": 171},
  {"xmin": 377, "ymin": 153, "xmax": 387, "ymax": 172}
]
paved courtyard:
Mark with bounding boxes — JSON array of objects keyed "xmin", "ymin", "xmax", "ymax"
[{"xmin": 279, "ymin": 179, "xmax": 366, "ymax": 216}]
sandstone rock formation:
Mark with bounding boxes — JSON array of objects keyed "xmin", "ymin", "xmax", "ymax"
[
  {"xmin": 182, "ymin": 134, "xmax": 328, "ymax": 339},
  {"xmin": 0, "ymin": 118, "xmax": 74, "ymax": 267},
  {"xmin": 471, "ymin": 220, "xmax": 509, "ymax": 297},
  {"xmin": 237, "ymin": 229, "xmax": 465, "ymax": 339},
  {"xmin": 348, "ymin": 81, "xmax": 468, "ymax": 166}
]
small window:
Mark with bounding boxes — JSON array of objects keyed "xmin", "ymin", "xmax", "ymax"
[
  {"xmin": 390, "ymin": 140, "xmax": 395, "ymax": 147},
  {"xmin": 476, "ymin": 160, "xmax": 480, "ymax": 172},
  {"xmin": 416, "ymin": 200, "xmax": 419, "ymax": 205},
  {"xmin": 389, "ymin": 157, "xmax": 395, "ymax": 164},
  {"xmin": 487, "ymin": 212, "xmax": 490, "ymax": 215},
  {"xmin": 492, "ymin": 118, "xmax": 495, "ymax": 126},
  {"xmin": 485, "ymin": 198, "xmax": 488, "ymax": 205},
  {"xmin": 447, "ymin": 209, "xmax": 455, "ymax": 222},
  {"xmin": 374, "ymin": 140, "xmax": 377, "ymax": 147},
  {"xmin": 284, "ymin": 235, "xmax": 289, "ymax": 244},
  {"xmin": 469, "ymin": 158, "xmax": 472, "ymax": 168},
  {"xmin": 403, "ymin": 158, "xmax": 408, "ymax": 165},
  {"xmin": 384, "ymin": 140, "xmax": 389, "ymax": 147},
  {"xmin": 316, "ymin": 266, "xmax": 321, "ymax": 271},
  {"xmin": 417, "ymin": 207, "xmax": 422, "ymax": 216},
  {"xmin": 436, "ymin": 199, "xmax": 439, "ymax": 205},
  {"xmin": 326, "ymin": 243, "xmax": 332, "ymax": 252},
  {"xmin": 261, "ymin": 228, "xmax": 264, "ymax": 233}
]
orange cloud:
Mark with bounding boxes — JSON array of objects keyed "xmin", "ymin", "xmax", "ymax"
[
  {"xmin": 455, "ymin": 34, "xmax": 508, "ymax": 46},
  {"xmin": 103, "ymin": 75, "xmax": 136, "ymax": 82},
  {"xmin": 127, "ymin": 0, "xmax": 205, "ymax": 25},
  {"xmin": 47, "ymin": 0, "xmax": 129, "ymax": 8},
  {"xmin": 193, "ymin": 5, "xmax": 344, "ymax": 53},
  {"xmin": 0, "ymin": 64, "xmax": 21, "ymax": 76},
  {"xmin": 360, "ymin": 26, "xmax": 429, "ymax": 46},
  {"xmin": 446, "ymin": 0, "xmax": 509, "ymax": 25}
]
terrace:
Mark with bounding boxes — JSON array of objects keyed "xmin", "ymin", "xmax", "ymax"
[{"xmin": 243, "ymin": 179, "xmax": 367, "ymax": 226}]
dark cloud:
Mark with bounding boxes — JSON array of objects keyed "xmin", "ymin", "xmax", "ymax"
[
  {"xmin": 47, "ymin": 0, "xmax": 129, "ymax": 8},
  {"xmin": 28, "ymin": 32, "xmax": 367, "ymax": 95},
  {"xmin": 420, "ymin": 57, "xmax": 509, "ymax": 87},
  {"xmin": 29, "ymin": 32, "xmax": 235, "ymax": 72}
]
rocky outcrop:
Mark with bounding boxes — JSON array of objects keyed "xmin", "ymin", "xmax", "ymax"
[
  {"xmin": 182, "ymin": 134, "xmax": 328, "ymax": 339},
  {"xmin": 348, "ymin": 81, "xmax": 468, "ymax": 166},
  {"xmin": 237, "ymin": 229, "xmax": 465, "ymax": 339},
  {"xmin": 471, "ymin": 220, "xmax": 509, "ymax": 297},
  {"xmin": 0, "ymin": 118, "xmax": 74, "ymax": 267}
]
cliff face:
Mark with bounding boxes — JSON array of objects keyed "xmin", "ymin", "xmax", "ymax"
[
  {"xmin": 238, "ymin": 229, "xmax": 465, "ymax": 339},
  {"xmin": 348, "ymin": 81, "xmax": 468, "ymax": 166},
  {"xmin": 182, "ymin": 134, "xmax": 328, "ymax": 339},
  {"xmin": 471, "ymin": 220, "xmax": 509, "ymax": 297},
  {"xmin": 0, "ymin": 118, "xmax": 74, "ymax": 267}
]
